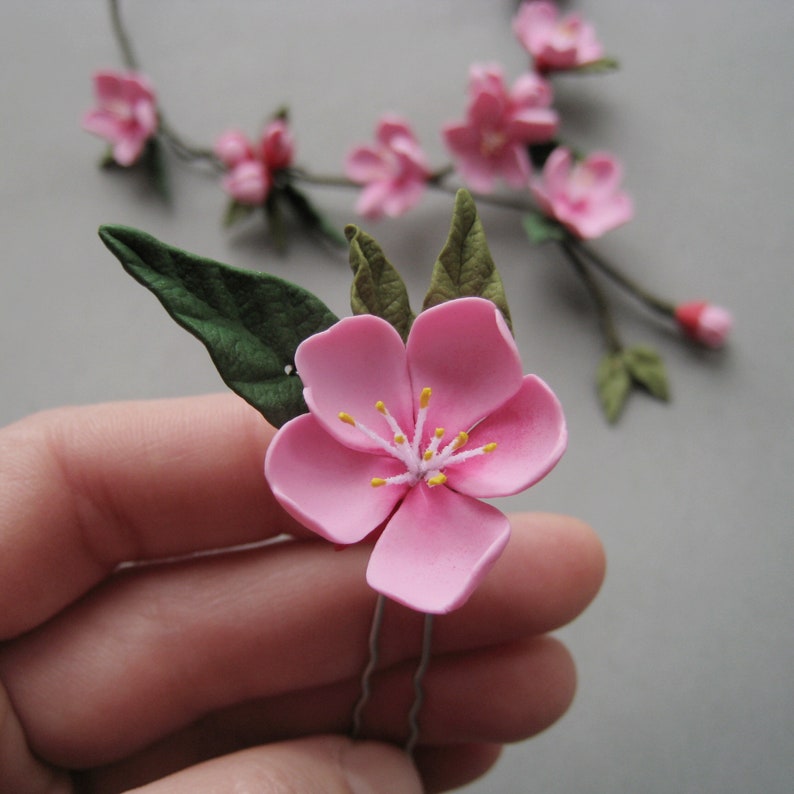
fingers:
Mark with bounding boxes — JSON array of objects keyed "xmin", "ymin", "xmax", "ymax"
[
  {"xmin": 122, "ymin": 737, "xmax": 423, "ymax": 794},
  {"xmin": 0, "ymin": 394, "xmax": 303, "ymax": 639},
  {"xmin": 0, "ymin": 513, "xmax": 603, "ymax": 770}
]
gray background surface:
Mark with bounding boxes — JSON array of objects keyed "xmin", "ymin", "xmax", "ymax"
[{"xmin": 2, "ymin": 2, "xmax": 792, "ymax": 792}]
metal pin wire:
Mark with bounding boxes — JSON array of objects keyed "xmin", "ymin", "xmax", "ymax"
[
  {"xmin": 405, "ymin": 612, "xmax": 434, "ymax": 756},
  {"xmin": 351, "ymin": 593, "xmax": 386, "ymax": 739}
]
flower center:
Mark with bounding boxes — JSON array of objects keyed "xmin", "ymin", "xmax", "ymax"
[
  {"xmin": 338, "ymin": 387, "xmax": 497, "ymax": 489},
  {"xmin": 480, "ymin": 129, "xmax": 507, "ymax": 157}
]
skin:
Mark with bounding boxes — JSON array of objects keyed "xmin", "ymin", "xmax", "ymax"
[{"xmin": 0, "ymin": 393, "xmax": 605, "ymax": 793}]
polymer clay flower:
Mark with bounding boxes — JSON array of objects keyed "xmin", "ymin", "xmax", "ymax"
[
  {"xmin": 442, "ymin": 64, "xmax": 558, "ymax": 193},
  {"xmin": 82, "ymin": 70, "xmax": 158, "ymax": 166},
  {"xmin": 214, "ymin": 119, "xmax": 295, "ymax": 205},
  {"xmin": 513, "ymin": 0, "xmax": 604, "ymax": 72},
  {"xmin": 675, "ymin": 301, "xmax": 733, "ymax": 348},
  {"xmin": 265, "ymin": 297, "xmax": 567, "ymax": 614},
  {"xmin": 530, "ymin": 146, "xmax": 633, "ymax": 239},
  {"xmin": 345, "ymin": 116, "xmax": 432, "ymax": 219}
]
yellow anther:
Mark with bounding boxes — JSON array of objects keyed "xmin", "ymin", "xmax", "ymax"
[
  {"xmin": 394, "ymin": 434, "xmax": 406, "ymax": 445},
  {"xmin": 375, "ymin": 400, "xmax": 387, "ymax": 414},
  {"xmin": 426, "ymin": 473, "xmax": 447, "ymax": 487},
  {"xmin": 434, "ymin": 427, "xmax": 445, "ymax": 439},
  {"xmin": 371, "ymin": 477, "xmax": 387, "ymax": 487},
  {"xmin": 423, "ymin": 449, "xmax": 435, "ymax": 461},
  {"xmin": 453, "ymin": 431, "xmax": 469, "ymax": 449},
  {"xmin": 420, "ymin": 387, "xmax": 432, "ymax": 408},
  {"xmin": 338, "ymin": 412, "xmax": 356, "ymax": 426},
  {"xmin": 483, "ymin": 442, "xmax": 498, "ymax": 453}
]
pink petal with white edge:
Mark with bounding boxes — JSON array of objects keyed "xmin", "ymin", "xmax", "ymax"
[
  {"xmin": 297, "ymin": 315, "xmax": 414, "ymax": 454},
  {"xmin": 445, "ymin": 374, "xmax": 567, "ymax": 498},
  {"xmin": 265, "ymin": 413, "xmax": 407, "ymax": 544},
  {"xmin": 366, "ymin": 483, "xmax": 511, "ymax": 613},
  {"xmin": 406, "ymin": 298, "xmax": 523, "ymax": 439}
]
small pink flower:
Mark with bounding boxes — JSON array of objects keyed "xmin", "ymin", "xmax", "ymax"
[
  {"xmin": 214, "ymin": 129, "xmax": 255, "ymax": 168},
  {"xmin": 675, "ymin": 301, "xmax": 733, "ymax": 348},
  {"xmin": 82, "ymin": 70, "xmax": 158, "ymax": 166},
  {"xmin": 345, "ymin": 116, "xmax": 432, "ymax": 219},
  {"xmin": 265, "ymin": 298, "xmax": 567, "ymax": 613},
  {"xmin": 513, "ymin": 1, "xmax": 604, "ymax": 72},
  {"xmin": 215, "ymin": 120, "xmax": 295, "ymax": 205},
  {"xmin": 442, "ymin": 64, "xmax": 558, "ymax": 193},
  {"xmin": 261, "ymin": 119, "xmax": 295, "ymax": 172},
  {"xmin": 222, "ymin": 160, "xmax": 271, "ymax": 205},
  {"xmin": 530, "ymin": 147, "xmax": 633, "ymax": 239}
]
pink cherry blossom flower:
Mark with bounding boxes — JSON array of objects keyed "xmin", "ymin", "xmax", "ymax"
[
  {"xmin": 222, "ymin": 159, "xmax": 271, "ymax": 205},
  {"xmin": 345, "ymin": 116, "xmax": 432, "ymax": 219},
  {"xmin": 215, "ymin": 119, "xmax": 295, "ymax": 205},
  {"xmin": 82, "ymin": 70, "xmax": 158, "ymax": 166},
  {"xmin": 265, "ymin": 297, "xmax": 567, "ymax": 614},
  {"xmin": 513, "ymin": 1, "xmax": 604, "ymax": 72},
  {"xmin": 675, "ymin": 301, "xmax": 733, "ymax": 348},
  {"xmin": 442, "ymin": 64, "xmax": 558, "ymax": 193},
  {"xmin": 530, "ymin": 146, "xmax": 633, "ymax": 239}
]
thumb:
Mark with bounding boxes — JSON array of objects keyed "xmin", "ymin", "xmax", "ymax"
[{"xmin": 129, "ymin": 735, "xmax": 424, "ymax": 794}]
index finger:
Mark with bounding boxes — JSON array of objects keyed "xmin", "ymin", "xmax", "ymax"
[{"xmin": 0, "ymin": 393, "xmax": 303, "ymax": 639}]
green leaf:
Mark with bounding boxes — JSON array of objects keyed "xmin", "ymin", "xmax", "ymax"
[
  {"xmin": 596, "ymin": 352, "xmax": 632, "ymax": 423},
  {"xmin": 281, "ymin": 183, "xmax": 346, "ymax": 247},
  {"xmin": 422, "ymin": 189, "xmax": 513, "ymax": 332},
  {"xmin": 265, "ymin": 192, "xmax": 287, "ymax": 253},
  {"xmin": 98, "ymin": 224, "xmax": 339, "ymax": 427},
  {"xmin": 522, "ymin": 210, "xmax": 566, "ymax": 244},
  {"xmin": 141, "ymin": 137, "xmax": 170, "ymax": 202},
  {"xmin": 571, "ymin": 56, "xmax": 620, "ymax": 74},
  {"xmin": 346, "ymin": 224, "xmax": 415, "ymax": 341},
  {"xmin": 223, "ymin": 198, "xmax": 257, "ymax": 229},
  {"xmin": 624, "ymin": 345, "xmax": 670, "ymax": 401}
]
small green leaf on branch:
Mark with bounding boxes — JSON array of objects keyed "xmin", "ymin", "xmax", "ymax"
[
  {"xmin": 423, "ymin": 189, "xmax": 513, "ymax": 331},
  {"xmin": 522, "ymin": 210, "xmax": 566, "ymax": 245},
  {"xmin": 281, "ymin": 183, "xmax": 346, "ymax": 247},
  {"xmin": 596, "ymin": 352, "xmax": 632, "ymax": 423},
  {"xmin": 346, "ymin": 224, "xmax": 415, "ymax": 341},
  {"xmin": 571, "ymin": 57, "xmax": 620, "ymax": 74},
  {"xmin": 223, "ymin": 199, "xmax": 256, "ymax": 229},
  {"xmin": 98, "ymin": 224, "xmax": 339, "ymax": 427},
  {"xmin": 623, "ymin": 345, "xmax": 670, "ymax": 401}
]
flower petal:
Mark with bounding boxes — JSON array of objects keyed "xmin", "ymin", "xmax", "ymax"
[
  {"xmin": 297, "ymin": 315, "xmax": 414, "ymax": 454},
  {"xmin": 445, "ymin": 374, "xmax": 567, "ymax": 497},
  {"xmin": 406, "ymin": 298, "xmax": 523, "ymax": 438},
  {"xmin": 265, "ymin": 414, "xmax": 407, "ymax": 544},
  {"xmin": 366, "ymin": 483, "xmax": 510, "ymax": 613},
  {"xmin": 345, "ymin": 146, "xmax": 388, "ymax": 183}
]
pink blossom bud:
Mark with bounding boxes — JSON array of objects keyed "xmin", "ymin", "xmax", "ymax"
[
  {"xmin": 261, "ymin": 119, "xmax": 295, "ymax": 171},
  {"xmin": 214, "ymin": 130, "xmax": 255, "ymax": 168},
  {"xmin": 513, "ymin": 0, "xmax": 604, "ymax": 72},
  {"xmin": 222, "ymin": 160, "xmax": 271, "ymax": 205},
  {"xmin": 675, "ymin": 301, "xmax": 733, "ymax": 348}
]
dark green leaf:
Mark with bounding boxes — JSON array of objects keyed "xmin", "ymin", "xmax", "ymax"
[
  {"xmin": 624, "ymin": 345, "xmax": 670, "ymax": 401},
  {"xmin": 141, "ymin": 137, "xmax": 170, "ymax": 202},
  {"xmin": 422, "ymin": 189, "xmax": 512, "ymax": 332},
  {"xmin": 223, "ymin": 198, "xmax": 257, "ymax": 229},
  {"xmin": 346, "ymin": 224, "xmax": 415, "ymax": 341},
  {"xmin": 281, "ymin": 183, "xmax": 346, "ymax": 246},
  {"xmin": 522, "ymin": 210, "xmax": 566, "ymax": 244},
  {"xmin": 597, "ymin": 352, "xmax": 632, "ymax": 423},
  {"xmin": 265, "ymin": 192, "xmax": 287, "ymax": 253},
  {"xmin": 98, "ymin": 224, "xmax": 339, "ymax": 427}
]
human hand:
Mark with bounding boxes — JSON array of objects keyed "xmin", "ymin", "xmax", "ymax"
[{"xmin": 0, "ymin": 394, "xmax": 604, "ymax": 793}]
